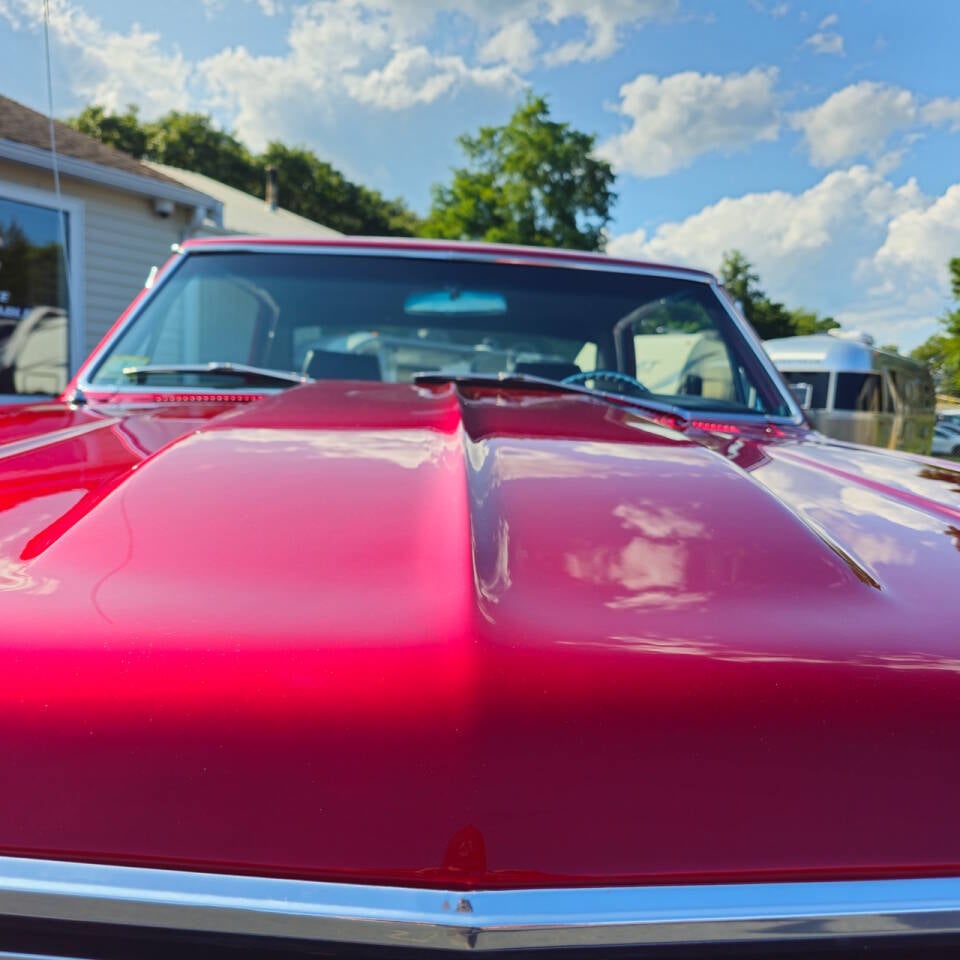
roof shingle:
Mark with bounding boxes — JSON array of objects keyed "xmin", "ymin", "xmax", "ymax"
[{"xmin": 0, "ymin": 95, "xmax": 183, "ymax": 188}]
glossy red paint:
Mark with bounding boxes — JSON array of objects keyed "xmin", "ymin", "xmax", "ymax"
[{"xmin": 0, "ymin": 380, "xmax": 959, "ymax": 890}]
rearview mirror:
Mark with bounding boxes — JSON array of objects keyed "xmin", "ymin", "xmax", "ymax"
[{"xmin": 404, "ymin": 289, "xmax": 507, "ymax": 316}]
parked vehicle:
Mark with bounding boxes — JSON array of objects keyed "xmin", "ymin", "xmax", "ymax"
[
  {"xmin": 938, "ymin": 410, "xmax": 960, "ymax": 432},
  {"xmin": 0, "ymin": 305, "xmax": 68, "ymax": 395},
  {"xmin": 765, "ymin": 332, "xmax": 936, "ymax": 454},
  {"xmin": 933, "ymin": 422, "xmax": 960, "ymax": 457},
  {"xmin": 1, "ymin": 237, "xmax": 959, "ymax": 957}
]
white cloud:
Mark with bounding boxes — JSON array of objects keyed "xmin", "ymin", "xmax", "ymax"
[
  {"xmin": 803, "ymin": 12, "xmax": 844, "ymax": 54},
  {"xmin": 195, "ymin": 0, "xmax": 670, "ymax": 150},
  {"xmin": 1, "ymin": 0, "xmax": 679, "ymax": 152},
  {"xmin": 599, "ymin": 67, "xmax": 780, "ymax": 177},
  {"xmin": 542, "ymin": 0, "xmax": 679, "ymax": 64},
  {"xmin": 5, "ymin": 0, "xmax": 191, "ymax": 116},
  {"xmin": 791, "ymin": 82, "xmax": 960, "ymax": 168},
  {"xmin": 344, "ymin": 46, "xmax": 519, "ymax": 110},
  {"xmin": 609, "ymin": 166, "xmax": 921, "ymax": 275},
  {"xmin": 198, "ymin": 1, "xmax": 523, "ymax": 148},
  {"xmin": 874, "ymin": 185, "xmax": 960, "ymax": 293},
  {"xmin": 478, "ymin": 20, "xmax": 539, "ymax": 72},
  {"xmin": 315, "ymin": 0, "xmax": 676, "ymax": 67},
  {"xmin": 793, "ymin": 83, "xmax": 915, "ymax": 166},
  {"xmin": 203, "ymin": 0, "xmax": 283, "ymax": 16},
  {"xmin": 750, "ymin": 1, "xmax": 790, "ymax": 15},
  {"xmin": 0, "ymin": 0, "xmax": 23, "ymax": 28},
  {"xmin": 803, "ymin": 29, "xmax": 843, "ymax": 55},
  {"xmin": 607, "ymin": 166, "xmax": 954, "ymax": 348},
  {"xmin": 922, "ymin": 97, "xmax": 960, "ymax": 132}
]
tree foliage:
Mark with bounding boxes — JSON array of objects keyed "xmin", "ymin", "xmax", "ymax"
[
  {"xmin": 143, "ymin": 111, "xmax": 259, "ymax": 191},
  {"xmin": 911, "ymin": 257, "xmax": 960, "ymax": 396},
  {"xmin": 70, "ymin": 104, "xmax": 148, "ymax": 158},
  {"xmin": 719, "ymin": 250, "xmax": 840, "ymax": 340},
  {"xmin": 423, "ymin": 94, "xmax": 616, "ymax": 251},
  {"xmin": 259, "ymin": 142, "xmax": 421, "ymax": 237},
  {"xmin": 68, "ymin": 105, "xmax": 420, "ymax": 236}
]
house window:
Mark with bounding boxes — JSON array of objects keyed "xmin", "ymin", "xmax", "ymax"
[{"xmin": 0, "ymin": 192, "xmax": 77, "ymax": 397}]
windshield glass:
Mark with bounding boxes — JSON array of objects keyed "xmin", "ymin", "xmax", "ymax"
[{"xmin": 87, "ymin": 251, "xmax": 791, "ymax": 416}]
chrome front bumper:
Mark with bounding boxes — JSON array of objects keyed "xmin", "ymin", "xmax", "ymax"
[{"xmin": 0, "ymin": 856, "xmax": 957, "ymax": 951}]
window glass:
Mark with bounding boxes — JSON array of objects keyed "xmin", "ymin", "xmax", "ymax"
[
  {"xmin": 778, "ymin": 371, "xmax": 829, "ymax": 410},
  {"xmin": 624, "ymin": 298, "xmax": 749, "ymax": 406},
  {"xmin": 95, "ymin": 273, "xmax": 261, "ymax": 387},
  {"xmin": 89, "ymin": 253, "xmax": 791, "ymax": 417},
  {"xmin": 0, "ymin": 197, "xmax": 70, "ymax": 396},
  {"xmin": 835, "ymin": 372, "xmax": 882, "ymax": 412}
]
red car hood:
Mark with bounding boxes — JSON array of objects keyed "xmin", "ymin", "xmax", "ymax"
[{"xmin": 0, "ymin": 381, "xmax": 958, "ymax": 889}]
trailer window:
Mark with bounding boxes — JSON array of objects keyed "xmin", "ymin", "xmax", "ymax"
[
  {"xmin": 780, "ymin": 371, "xmax": 829, "ymax": 409},
  {"xmin": 835, "ymin": 372, "xmax": 882, "ymax": 412}
]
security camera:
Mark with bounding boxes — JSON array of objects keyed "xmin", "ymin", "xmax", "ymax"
[{"xmin": 153, "ymin": 198, "xmax": 175, "ymax": 219}]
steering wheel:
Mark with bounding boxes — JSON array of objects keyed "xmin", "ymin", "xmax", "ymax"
[{"xmin": 562, "ymin": 369, "xmax": 650, "ymax": 397}]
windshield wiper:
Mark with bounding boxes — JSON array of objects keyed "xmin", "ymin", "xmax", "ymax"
[
  {"xmin": 121, "ymin": 362, "xmax": 310, "ymax": 387},
  {"xmin": 413, "ymin": 372, "xmax": 691, "ymax": 423}
]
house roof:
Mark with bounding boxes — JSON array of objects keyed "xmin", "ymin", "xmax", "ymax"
[
  {"xmin": 147, "ymin": 162, "xmax": 342, "ymax": 238},
  {"xmin": 0, "ymin": 95, "xmax": 216, "ymax": 210},
  {"xmin": 0, "ymin": 96, "xmax": 177, "ymax": 184}
]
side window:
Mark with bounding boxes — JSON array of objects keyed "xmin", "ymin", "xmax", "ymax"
[
  {"xmin": 140, "ymin": 276, "xmax": 263, "ymax": 366},
  {"xmin": 624, "ymin": 298, "xmax": 739, "ymax": 404},
  {"xmin": 192, "ymin": 276, "xmax": 263, "ymax": 364},
  {"xmin": 835, "ymin": 373, "xmax": 882, "ymax": 412},
  {"xmin": 94, "ymin": 274, "xmax": 266, "ymax": 383}
]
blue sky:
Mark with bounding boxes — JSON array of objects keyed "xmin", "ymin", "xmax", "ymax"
[{"xmin": 1, "ymin": 0, "xmax": 959, "ymax": 348}]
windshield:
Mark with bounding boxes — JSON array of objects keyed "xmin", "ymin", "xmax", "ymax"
[{"xmin": 87, "ymin": 251, "xmax": 791, "ymax": 417}]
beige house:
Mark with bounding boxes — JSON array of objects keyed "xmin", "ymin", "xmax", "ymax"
[
  {"xmin": 146, "ymin": 162, "xmax": 342, "ymax": 240},
  {"xmin": 0, "ymin": 94, "xmax": 339, "ymax": 400},
  {"xmin": 938, "ymin": 394, "xmax": 960, "ymax": 416}
]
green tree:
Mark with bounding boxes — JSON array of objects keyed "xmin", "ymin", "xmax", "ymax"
[
  {"xmin": 719, "ymin": 250, "xmax": 839, "ymax": 339},
  {"xmin": 423, "ymin": 94, "xmax": 616, "ymax": 251},
  {"xmin": 258, "ymin": 143, "xmax": 420, "ymax": 236},
  {"xmin": 719, "ymin": 250, "xmax": 794, "ymax": 339},
  {"xmin": 911, "ymin": 258, "xmax": 960, "ymax": 396},
  {"xmin": 69, "ymin": 104, "xmax": 147, "ymax": 158},
  {"xmin": 787, "ymin": 306, "xmax": 840, "ymax": 336},
  {"xmin": 144, "ymin": 112, "xmax": 260, "ymax": 194}
]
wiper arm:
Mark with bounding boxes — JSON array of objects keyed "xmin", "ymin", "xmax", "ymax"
[
  {"xmin": 413, "ymin": 372, "xmax": 690, "ymax": 422},
  {"xmin": 121, "ymin": 362, "xmax": 310, "ymax": 387}
]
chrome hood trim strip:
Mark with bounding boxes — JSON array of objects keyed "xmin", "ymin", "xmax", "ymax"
[
  {"xmin": 0, "ymin": 857, "xmax": 957, "ymax": 950},
  {"xmin": 0, "ymin": 419, "xmax": 119, "ymax": 464}
]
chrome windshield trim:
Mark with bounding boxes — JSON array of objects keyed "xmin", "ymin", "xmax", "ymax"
[
  {"xmin": 710, "ymin": 278, "xmax": 806, "ymax": 424},
  {"xmin": 0, "ymin": 857, "xmax": 958, "ymax": 950}
]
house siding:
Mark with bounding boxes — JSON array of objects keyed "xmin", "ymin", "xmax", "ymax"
[{"xmin": 0, "ymin": 159, "xmax": 195, "ymax": 359}]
